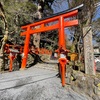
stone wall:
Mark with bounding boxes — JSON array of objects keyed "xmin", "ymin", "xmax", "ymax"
[{"xmin": 66, "ymin": 68, "xmax": 100, "ymax": 100}]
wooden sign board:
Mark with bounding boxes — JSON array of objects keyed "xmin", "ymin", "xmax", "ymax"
[{"xmin": 70, "ymin": 53, "xmax": 78, "ymax": 61}]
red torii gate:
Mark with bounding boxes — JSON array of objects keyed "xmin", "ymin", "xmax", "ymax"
[{"xmin": 20, "ymin": 4, "xmax": 83, "ymax": 87}]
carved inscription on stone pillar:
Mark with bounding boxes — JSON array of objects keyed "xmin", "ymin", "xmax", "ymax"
[{"xmin": 83, "ymin": 26, "xmax": 95, "ymax": 75}]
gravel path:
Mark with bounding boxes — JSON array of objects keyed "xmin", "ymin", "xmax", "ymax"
[{"xmin": 0, "ymin": 64, "xmax": 91, "ymax": 100}]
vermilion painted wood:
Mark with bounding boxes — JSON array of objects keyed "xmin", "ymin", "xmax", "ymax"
[
  {"xmin": 21, "ymin": 10, "xmax": 78, "ymax": 30},
  {"xmin": 20, "ymin": 9, "xmax": 79, "ymax": 86},
  {"xmin": 21, "ymin": 20, "xmax": 78, "ymax": 36},
  {"xmin": 59, "ymin": 58, "xmax": 67, "ymax": 87},
  {"xmin": 64, "ymin": 20, "xmax": 78, "ymax": 27},
  {"xmin": 59, "ymin": 16, "xmax": 65, "ymax": 49},
  {"xmin": 21, "ymin": 27, "xmax": 31, "ymax": 69},
  {"xmin": 9, "ymin": 55, "xmax": 13, "ymax": 72}
]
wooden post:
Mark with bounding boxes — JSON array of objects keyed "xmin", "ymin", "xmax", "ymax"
[
  {"xmin": 59, "ymin": 16, "xmax": 66, "ymax": 49},
  {"xmin": 21, "ymin": 27, "xmax": 30, "ymax": 70},
  {"xmin": 59, "ymin": 58, "xmax": 67, "ymax": 87},
  {"xmin": 58, "ymin": 16, "xmax": 67, "ymax": 87},
  {"xmin": 83, "ymin": 26, "xmax": 95, "ymax": 75}
]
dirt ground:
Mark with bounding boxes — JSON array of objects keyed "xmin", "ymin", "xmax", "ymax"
[{"xmin": 0, "ymin": 63, "xmax": 91, "ymax": 100}]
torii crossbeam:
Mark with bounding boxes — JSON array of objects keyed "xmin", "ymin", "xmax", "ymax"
[{"xmin": 20, "ymin": 4, "xmax": 83, "ymax": 87}]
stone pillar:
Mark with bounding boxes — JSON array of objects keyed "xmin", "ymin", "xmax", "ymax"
[{"xmin": 83, "ymin": 26, "xmax": 95, "ymax": 75}]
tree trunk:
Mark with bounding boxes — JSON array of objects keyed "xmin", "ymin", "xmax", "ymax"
[
  {"xmin": 0, "ymin": 52, "xmax": 3, "ymax": 71},
  {"xmin": 32, "ymin": 4, "xmax": 41, "ymax": 48},
  {"xmin": 0, "ymin": 2, "xmax": 8, "ymax": 71}
]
